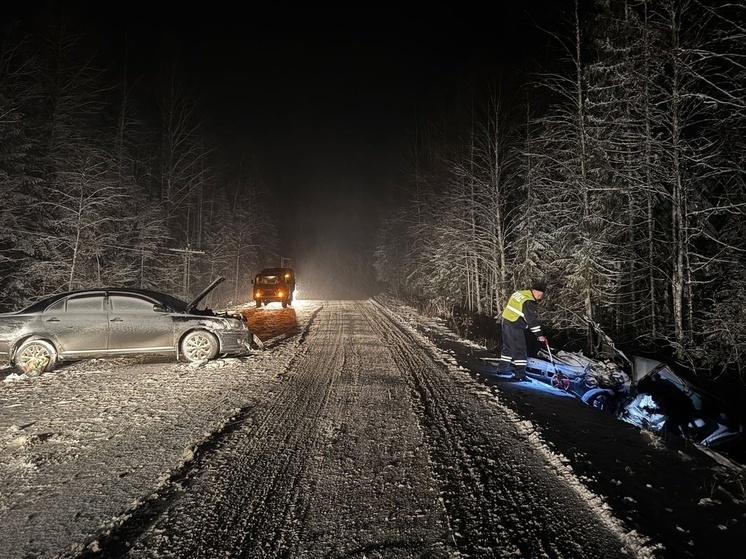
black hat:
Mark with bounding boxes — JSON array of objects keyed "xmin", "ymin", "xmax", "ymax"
[{"xmin": 531, "ymin": 280, "xmax": 547, "ymax": 293}]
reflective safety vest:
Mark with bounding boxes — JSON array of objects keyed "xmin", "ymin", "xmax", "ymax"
[{"xmin": 502, "ymin": 290, "xmax": 542, "ymax": 335}]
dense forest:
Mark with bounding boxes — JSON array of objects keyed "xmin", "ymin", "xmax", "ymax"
[
  {"xmin": 1, "ymin": 1, "xmax": 745, "ymax": 383},
  {"xmin": 374, "ymin": 0, "xmax": 746, "ymax": 379},
  {"xmin": 0, "ymin": 13, "xmax": 281, "ymax": 310}
]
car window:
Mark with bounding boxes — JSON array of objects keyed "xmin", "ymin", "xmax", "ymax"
[
  {"xmin": 66, "ymin": 295, "xmax": 105, "ymax": 312},
  {"xmin": 45, "ymin": 299, "xmax": 65, "ymax": 313},
  {"xmin": 109, "ymin": 295, "xmax": 156, "ymax": 312}
]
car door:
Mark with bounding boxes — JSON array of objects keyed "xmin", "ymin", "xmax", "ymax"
[
  {"xmin": 107, "ymin": 294, "xmax": 175, "ymax": 353},
  {"xmin": 44, "ymin": 294, "xmax": 108, "ymax": 356}
]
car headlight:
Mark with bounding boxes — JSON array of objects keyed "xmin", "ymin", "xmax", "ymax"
[{"xmin": 200, "ymin": 318, "xmax": 230, "ymax": 330}]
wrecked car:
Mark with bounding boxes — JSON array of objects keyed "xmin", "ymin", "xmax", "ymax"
[
  {"xmin": 483, "ymin": 317, "xmax": 634, "ymax": 414},
  {"xmin": 483, "ymin": 317, "xmax": 743, "ymax": 452},
  {"xmin": 524, "ymin": 345, "xmax": 633, "ymax": 414},
  {"xmin": 0, "ymin": 276, "xmax": 255, "ymax": 374}
]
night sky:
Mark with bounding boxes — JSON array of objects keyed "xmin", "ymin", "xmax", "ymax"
[{"xmin": 4, "ymin": 1, "xmax": 565, "ymax": 298}]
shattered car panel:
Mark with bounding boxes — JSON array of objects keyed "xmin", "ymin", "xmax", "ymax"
[{"xmin": 0, "ymin": 276, "xmax": 254, "ymax": 373}]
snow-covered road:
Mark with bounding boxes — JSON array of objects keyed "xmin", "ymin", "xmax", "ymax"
[{"xmin": 2, "ymin": 299, "xmax": 743, "ymax": 558}]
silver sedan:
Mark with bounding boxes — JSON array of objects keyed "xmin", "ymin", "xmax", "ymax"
[{"xmin": 0, "ymin": 277, "xmax": 254, "ymax": 373}]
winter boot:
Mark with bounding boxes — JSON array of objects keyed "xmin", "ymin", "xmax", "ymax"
[
  {"xmin": 513, "ymin": 364, "xmax": 527, "ymax": 381},
  {"xmin": 497, "ymin": 361, "xmax": 516, "ymax": 376}
]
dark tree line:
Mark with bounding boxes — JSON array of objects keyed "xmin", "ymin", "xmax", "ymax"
[
  {"xmin": 374, "ymin": 0, "xmax": 746, "ymax": 377},
  {"xmin": 0, "ymin": 18, "xmax": 280, "ymax": 311}
]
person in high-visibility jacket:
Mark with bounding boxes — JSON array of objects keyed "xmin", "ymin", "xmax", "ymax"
[{"xmin": 498, "ymin": 280, "xmax": 547, "ymax": 381}]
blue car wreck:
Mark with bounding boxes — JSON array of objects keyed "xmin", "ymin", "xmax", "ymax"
[{"xmin": 482, "ymin": 317, "xmax": 743, "ymax": 454}]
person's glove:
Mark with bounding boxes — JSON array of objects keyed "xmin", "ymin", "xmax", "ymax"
[{"xmin": 538, "ymin": 336, "xmax": 548, "ymax": 344}]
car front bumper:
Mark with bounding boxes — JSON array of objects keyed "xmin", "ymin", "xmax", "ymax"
[{"xmin": 216, "ymin": 331, "xmax": 253, "ymax": 356}]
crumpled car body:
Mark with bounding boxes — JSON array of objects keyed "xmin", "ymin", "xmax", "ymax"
[
  {"xmin": 525, "ymin": 349, "xmax": 633, "ymax": 414},
  {"xmin": 484, "ymin": 317, "xmax": 743, "ymax": 454},
  {"xmin": 0, "ymin": 276, "xmax": 254, "ymax": 373},
  {"xmin": 621, "ymin": 358, "xmax": 743, "ymax": 450},
  {"xmin": 519, "ymin": 316, "xmax": 634, "ymax": 414}
]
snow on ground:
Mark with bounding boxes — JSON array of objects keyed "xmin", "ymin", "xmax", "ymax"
[
  {"xmin": 380, "ymin": 297, "xmax": 746, "ymax": 557},
  {"xmin": 1, "ymin": 298, "xmax": 745, "ymax": 559}
]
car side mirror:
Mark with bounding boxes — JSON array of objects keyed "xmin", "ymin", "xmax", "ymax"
[{"xmin": 153, "ymin": 303, "xmax": 168, "ymax": 313}]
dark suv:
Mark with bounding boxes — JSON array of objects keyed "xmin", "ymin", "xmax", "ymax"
[{"xmin": 252, "ymin": 268, "xmax": 296, "ymax": 308}]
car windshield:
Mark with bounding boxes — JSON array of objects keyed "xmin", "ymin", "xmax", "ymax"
[{"xmin": 256, "ymin": 275, "xmax": 281, "ymax": 284}]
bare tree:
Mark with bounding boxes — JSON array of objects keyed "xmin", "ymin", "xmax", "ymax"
[
  {"xmin": 109, "ymin": 45, "xmax": 177, "ymax": 291},
  {"xmin": 158, "ymin": 67, "xmax": 214, "ymax": 244},
  {"xmin": 200, "ymin": 161, "xmax": 280, "ymax": 307},
  {"xmin": 20, "ymin": 25, "xmax": 113, "ymax": 294},
  {"xmin": 449, "ymin": 86, "xmax": 520, "ymax": 316},
  {"xmin": 521, "ymin": 0, "xmax": 600, "ymax": 334},
  {"xmin": 0, "ymin": 35, "xmax": 39, "ymax": 309}
]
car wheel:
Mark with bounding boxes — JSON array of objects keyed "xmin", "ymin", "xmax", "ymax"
[
  {"xmin": 15, "ymin": 339, "xmax": 57, "ymax": 374},
  {"xmin": 551, "ymin": 373, "xmax": 570, "ymax": 391},
  {"xmin": 181, "ymin": 331, "xmax": 219, "ymax": 362}
]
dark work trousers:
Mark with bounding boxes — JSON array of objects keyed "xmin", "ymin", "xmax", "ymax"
[{"xmin": 499, "ymin": 318, "xmax": 528, "ymax": 378}]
